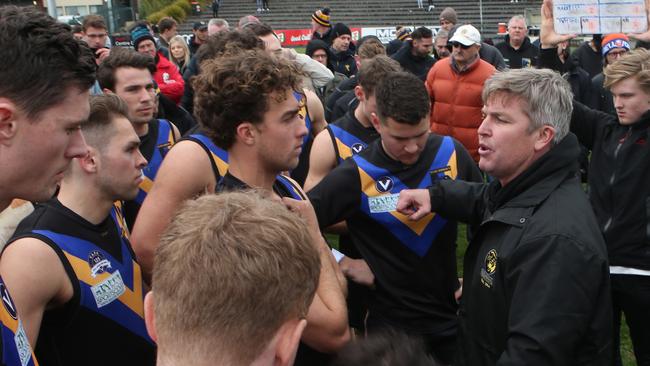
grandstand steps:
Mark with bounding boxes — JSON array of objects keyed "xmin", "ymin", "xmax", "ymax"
[{"xmin": 178, "ymin": 0, "xmax": 542, "ymax": 40}]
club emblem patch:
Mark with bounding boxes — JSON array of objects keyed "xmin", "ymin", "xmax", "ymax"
[
  {"xmin": 480, "ymin": 249, "xmax": 498, "ymax": 289},
  {"xmin": 88, "ymin": 250, "xmax": 112, "ymax": 278}
]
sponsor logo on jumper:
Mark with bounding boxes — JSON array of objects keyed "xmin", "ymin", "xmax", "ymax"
[{"xmin": 375, "ymin": 176, "xmax": 394, "ymax": 193}]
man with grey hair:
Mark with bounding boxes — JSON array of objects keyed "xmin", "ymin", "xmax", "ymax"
[
  {"xmin": 433, "ymin": 29, "xmax": 450, "ymax": 59},
  {"xmin": 495, "ymin": 15, "xmax": 538, "ymax": 69},
  {"xmin": 396, "ymin": 68, "xmax": 612, "ymax": 365},
  {"xmin": 208, "ymin": 18, "xmax": 229, "ymax": 35}
]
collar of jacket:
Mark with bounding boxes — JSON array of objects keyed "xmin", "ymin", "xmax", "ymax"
[
  {"xmin": 630, "ymin": 109, "xmax": 650, "ymax": 130},
  {"xmin": 504, "ymin": 34, "xmax": 532, "ymax": 51},
  {"xmin": 403, "ymin": 40, "xmax": 432, "ymax": 62},
  {"xmin": 450, "ymin": 53, "xmax": 480, "ymax": 74},
  {"xmin": 329, "ymin": 46, "xmax": 352, "ymax": 60},
  {"xmin": 486, "ymin": 133, "xmax": 580, "ymax": 214}
]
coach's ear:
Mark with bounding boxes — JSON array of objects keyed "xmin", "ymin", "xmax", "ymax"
[
  {"xmin": 274, "ymin": 318, "xmax": 307, "ymax": 366},
  {"xmin": 0, "ymin": 98, "xmax": 18, "ymax": 145},
  {"xmin": 144, "ymin": 291, "xmax": 158, "ymax": 343}
]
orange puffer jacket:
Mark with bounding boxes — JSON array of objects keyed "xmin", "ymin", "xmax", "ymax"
[{"xmin": 426, "ymin": 58, "xmax": 495, "ymax": 162}]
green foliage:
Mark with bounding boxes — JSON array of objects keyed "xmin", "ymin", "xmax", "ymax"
[
  {"xmin": 144, "ymin": 0, "xmax": 191, "ymax": 25},
  {"xmin": 145, "ymin": 11, "xmax": 164, "ymax": 25},
  {"xmin": 165, "ymin": 4, "xmax": 186, "ymax": 22},
  {"xmin": 174, "ymin": 0, "xmax": 191, "ymax": 13}
]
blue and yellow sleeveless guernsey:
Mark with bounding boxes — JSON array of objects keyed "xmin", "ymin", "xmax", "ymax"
[
  {"xmin": 308, "ymin": 135, "xmax": 482, "ymax": 337},
  {"xmin": 290, "ymin": 91, "xmax": 313, "ymax": 187},
  {"xmin": 8, "ymin": 199, "xmax": 156, "ymax": 366},
  {"xmin": 124, "ymin": 119, "xmax": 176, "ymax": 229},
  {"xmin": 0, "ymin": 276, "xmax": 38, "ymax": 366},
  {"xmin": 185, "ymin": 131, "xmax": 229, "ymax": 183},
  {"xmin": 326, "ymin": 111, "xmax": 379, "ymax": 165},
  {"xmin": 216, "ymin": 171, "xmax": 332, "ymax": 366}
]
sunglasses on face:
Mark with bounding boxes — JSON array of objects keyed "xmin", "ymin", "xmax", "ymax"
[{"xmin": 449, "ymin": 42, "xmax": 472, "ymax": 49}]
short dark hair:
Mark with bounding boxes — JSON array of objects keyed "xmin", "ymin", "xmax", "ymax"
[
  {"xmin": 84, "ymin": 94, "xmax": 130, "ymax": 149},
  {"xmin": 411, "ymin": 27, "xmax": 433, "ymax": 40},
  {"xmin": 245, "ymin": 22, "xmax": 275, "ymax": 38},
  {"xmin": 157, "ymin": 17, "xmax": 177, "ymax": 33},
  {"xmin": 97, "ymin": 48, "xmax": 156, "ymax": 91},
  {"xmin": 331, "ymin": 331, "xmax": 435, "ymax": 366},
  {"xmin": 375, "ymin": 72, "xmax": 430, "ymax": 125},
  {"xmin": 0, "ymin": 6, "xmax": 95, "ymax": 120},
  {"xmin": 358, "ymin": 55, "xmax": 402, "ymax": 97},
  {"xmin": 193, "ymin": 50, "xmax": 302, "ymax": 150},
  {"xmin": 82, "ymin": 14, "xmax": 107, "ymax": 32},
  {"xmin": 195, "ymin": 29, "xmax": 264, "ymax": 67}
]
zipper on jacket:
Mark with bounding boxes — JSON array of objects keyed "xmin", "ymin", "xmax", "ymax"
[{"xmin": 604, "ymin": 127, "xmax": 632, "ymax": 233}]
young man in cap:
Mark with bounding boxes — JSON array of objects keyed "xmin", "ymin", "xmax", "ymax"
[
  {"xmin": 330, "ymin": 23, "xmax": 357, "ymax": 77},
  {"xmin": 588, "ymin": 33, "xmax": 631, "ymax": 115},
  {"xmin": 311, "ymin": 8, "xmax": 333, "ymax": 44},
  {"xmin": 439, "ymin": 7, "xmax": 457, "ymax": 31},
  {"xmin": 426, "ymin": 24, "xmax": 495, "ymax": 162},
  {"xmin": 188, "ymin": 21, "xmax": 208, "ymax": 55}
]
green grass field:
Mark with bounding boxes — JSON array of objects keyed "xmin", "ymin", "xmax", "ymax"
[{"xmin": 328, "ymin": 226, "xmax": 636, "ymax": 364}]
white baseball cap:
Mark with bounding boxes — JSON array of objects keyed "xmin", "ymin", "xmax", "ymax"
[{"xmin": 449, "ymin": 24, "xmax": 481, "ymax": 46}]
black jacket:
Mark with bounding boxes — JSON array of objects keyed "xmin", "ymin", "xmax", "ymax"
[
  {"xmin": 538, "ymin": 47, "xmax": 592, "ymax": 105},
  {"xmin": 587, "ymin": 73, "xmax": 616, "ymax": 116},
  {"xmin": 495, "ymin": 35, "xmax": 539, "ymax": 69},
  {"xmin": 570, "ymin": 42, "xmax": 603, "ymax": 78},
  {"xmin": 479, "ymin": 42, "xmax": 507, "ymax": 70},
  {"xmin": 571, "ymin": 102, "xmax": 650, "ymax": 269},
  {"xmin": 188, "ymin": 35, "xmax": 202, "ymax": 56},
  {"xmin": 390, "ymin": 40, "xmax": 435, "ymax": 81},
  {"xmin": 429, "ymin": 133, "xmax": 612, "ymax": 366},
  {"xmin": 329, "ymin": 47, "xmax": 357, "ymax": 77}
]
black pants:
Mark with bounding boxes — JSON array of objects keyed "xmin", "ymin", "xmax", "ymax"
[
  {"xmin": 366, "ymin": 313, "xmax": 457, "ymax": 365},
  {"xmin": 611, "ymin": 274, "xmax": 650, "ymax": 366}
]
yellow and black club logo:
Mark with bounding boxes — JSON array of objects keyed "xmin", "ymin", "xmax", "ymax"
[{"xmin": 485, "ymin": 249, "xmax": 497, "ymax": 275}]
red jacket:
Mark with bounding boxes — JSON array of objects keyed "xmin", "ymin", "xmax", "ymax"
[
  {"xmin": 426, "ymin": 57, "xmax": 495, "ymax": 162},
  {"xmin": 154, "ymin": 52, "xmax": 185, "ymax": 104}
]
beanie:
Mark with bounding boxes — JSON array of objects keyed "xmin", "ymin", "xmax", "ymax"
[
  {"xmin": 332, "ymin": 23, "xmax": 351, "ymax": 39},
  {"xmin": 601, "ymin": 33, "xmax": 630, "ymax": 56},
  {"xmin": 131, "ymin": 24, "xmax": 156, "ymax": 50},
  {"xmin": 312, "ymin": 8, "xmax": 331, "ymax": 28},
  {"xmin": 440, "ymin": 7, "xmax": 458, "ymax": 25},
  {"xmin": 306, "ymin": 39, "xmax": 329, "ymax": 57},
  {"xmin": 396, "ymin": 27, "xmax": 412, "ymax": 41}
]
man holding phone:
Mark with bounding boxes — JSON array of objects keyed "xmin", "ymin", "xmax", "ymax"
[{"xmin": 82, "ymin": 15, "xmax": 110, "ymax": 64}]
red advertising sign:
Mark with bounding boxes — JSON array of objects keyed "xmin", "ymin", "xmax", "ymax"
[{"xmin": 275, "ymin": 28, "xmax": 362, "ymax": 47}]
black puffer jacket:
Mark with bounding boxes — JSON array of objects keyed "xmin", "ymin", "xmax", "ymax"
[
  {"xmin": 429, "ymin": 133, "xmax": 612, "ymax": 366},
  {"xmin": 571, "ymin": 101, "xmax": 650, "ymax": 269}
]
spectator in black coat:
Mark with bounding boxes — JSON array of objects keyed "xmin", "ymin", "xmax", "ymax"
[
  {"xmin": 391, "ymin": 27, "xmax": 435, "ymax": 80},
  {"xmin": 495, "ymin": 15, "xmax": 539, "ymax": 68},
  {"xmin": 386, "ymin": 26, "xmax": 412, "ymax": 56},
  {"xmin": 588, "ymin": 33, "xmax": 631, "ymax": 116},
  {"xmin": 329, "ymin": 23, "xmax": 357, "ymax": 77}
]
